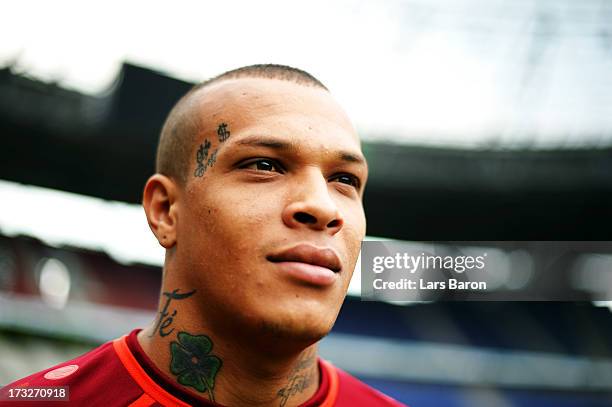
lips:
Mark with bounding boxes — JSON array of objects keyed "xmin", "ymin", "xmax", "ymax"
[{"xmin": 267, "ymin": 244, "xmax": 342, "ymax": 273}]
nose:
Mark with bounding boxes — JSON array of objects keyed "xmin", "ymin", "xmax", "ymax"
[{"xmin": 282, "ymin": 170, "xmax": 344, "ymax": 235}]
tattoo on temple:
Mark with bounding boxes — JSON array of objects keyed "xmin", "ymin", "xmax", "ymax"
[
  {"xmin": 277, "ymin": 349, "xmax": 316, "ymax": 407},
  {"xmin": 217, "ymin": 123, "xmax": 230, "ymax": 142},
  {"xmin": 194, "ymin": 140, "xmax": 212, "ymax": 177},
  {"xmin": 149, "ymin": 289, "xmax": 196, "ymax": 338},
  {"xmin": 206, "ymin": 148, "xmax": 218, "ymax": 168},
  {"xmin": 194, "ymin": 122, "xmax": 228, "ymax": 178},
  {"xmin": 170, "ymin": 332, "xmax": 223, "ymax": 402}
]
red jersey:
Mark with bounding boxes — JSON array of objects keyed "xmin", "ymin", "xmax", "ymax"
[{"xmin": 1, "ymin": 330, "xmax": 406, "ymax": 406}]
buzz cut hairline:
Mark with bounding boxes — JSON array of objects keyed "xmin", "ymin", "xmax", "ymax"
[{"xmin": 155, "ymin": 64, "xmax": 329, "ymax": 185}]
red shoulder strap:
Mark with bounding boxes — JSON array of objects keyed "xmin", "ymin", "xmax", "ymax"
[
  {"xmin": 113, "ymin": 336, "xmax": 191, "ymax": 407},
  {"xmin": 319, "ymin": 359, "xmax": 339, "ymax": 407}
]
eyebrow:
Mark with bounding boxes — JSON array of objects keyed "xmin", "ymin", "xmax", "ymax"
[
  {"xmin": 236, "ymin": 137, "xmax": 289, "ymax": 150},
  {"xmin": 235, "ymin": 136, "xmax": 367, "ymax": 165}
]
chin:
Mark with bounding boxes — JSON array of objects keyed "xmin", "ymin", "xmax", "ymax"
[{"xmin": 252, "ymin": 304, "xmax": 338, "ymax": 352}]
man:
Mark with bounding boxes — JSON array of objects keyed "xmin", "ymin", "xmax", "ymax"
[{"xmin": 1, "ymin": 65, "xmax": 405, "ymax": 406}]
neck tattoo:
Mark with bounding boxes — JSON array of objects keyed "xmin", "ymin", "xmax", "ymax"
[
  {"xmin": 149, "ymin": 288, "xmax": 196, "ymax": 338},
  {"xmin": 169, "ymin": 331, "xmax": 223, "ymax": 402},
  {"xmin": 154, "ymin": 288, "xmax": 223, "ymax": 402},
  {"xmin": 276, "ymin": 349, "xmax": 316, "ymax": 407}
]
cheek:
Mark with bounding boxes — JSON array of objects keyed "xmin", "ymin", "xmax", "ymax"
[
  {"xmin": 183, "ymin": 186, "xmax": 279, "ymax": 252},
  {"xmin": 340, "ymin": 209, "xmax": 366, "ymax": 266},
  {"xmin": 342, "ymin": 205, "xmax": 366, "ymax": 242}
]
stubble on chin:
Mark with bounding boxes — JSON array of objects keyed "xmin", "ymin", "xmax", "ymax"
[{"xmin": 254, "ymin": 315, "xmax": 334, "ymax": 350}]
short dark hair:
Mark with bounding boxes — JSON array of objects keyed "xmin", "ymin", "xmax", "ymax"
[{"xmin": 155, "ymin": 64, "xmax": 328, "ymax": 184}]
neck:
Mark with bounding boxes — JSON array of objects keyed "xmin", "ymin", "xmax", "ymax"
[{"xmin": 137, "ymin": 287, "xmax": 320, "ymax": 406}]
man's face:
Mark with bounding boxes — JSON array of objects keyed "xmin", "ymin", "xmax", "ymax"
[{"xmin": 175, "ymin": 78, "xmax": 367, "ymax": 345}]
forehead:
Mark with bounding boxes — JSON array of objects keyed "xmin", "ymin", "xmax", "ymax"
[{"xmin": 190, "ymin": 78, "xmax": 361, "ymax": 152}]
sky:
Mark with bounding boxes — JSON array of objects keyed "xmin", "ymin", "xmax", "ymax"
[{"xmin": 1, "ymin": 0, "xmax": 611, "ymax": 148}]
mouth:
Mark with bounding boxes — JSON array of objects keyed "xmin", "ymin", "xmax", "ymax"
[
  {"xmin": 267, "ymin": 244, "xmax": 342, "ymax": 286},
  {"xmin": 267, "ymin": 244, "xmax": 342, "ymax": 273}
]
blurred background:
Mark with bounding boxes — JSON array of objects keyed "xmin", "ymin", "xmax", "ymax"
[{"xmin": 1, "ymin": 0, "xmax": 612, "ymax": 405}]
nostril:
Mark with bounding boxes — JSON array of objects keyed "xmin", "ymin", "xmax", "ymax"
[
  {"xmin": 294, "ymin": 212, "xmax": 317, "ymax": 224},
  {"xmin": 327, "ymin": 219, "xmax": 340, "ymax": 228}
]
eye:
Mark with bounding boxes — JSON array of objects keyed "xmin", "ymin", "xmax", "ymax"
[
  {"xmin": 331, "ymin": 173, "xmax": 361, "ymax": 189},
  {"xmin": 239, "ymin": 159, "xmax": 283, "ymax": 173}
]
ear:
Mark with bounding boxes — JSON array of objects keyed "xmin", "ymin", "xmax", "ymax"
[{"xmin": 142, "ymin": 174, "xmax": 179, "ymax": 249}]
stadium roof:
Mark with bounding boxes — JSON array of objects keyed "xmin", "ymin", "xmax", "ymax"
[{"xmin": 1, "ymin": 0, "xmax": 611, "ymax": 148}]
